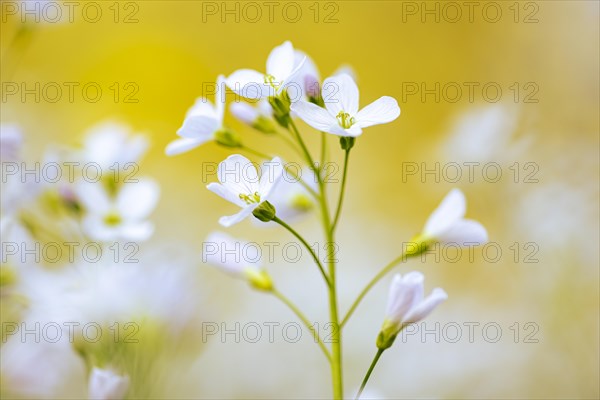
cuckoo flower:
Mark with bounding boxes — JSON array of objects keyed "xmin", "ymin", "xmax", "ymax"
[
  {"xmin": 81, "ymin": 121, "xmax": 149, "ymax": 169},
  {"xmin": 207, "ymin": 155, "xmax": 283, "ymax": 227},
  {"xmin": 166, "ymin": 76, "xmax": 236, "ymax": 156},
  {"xmin": 290, "ymin": 73, "xmax": 400, "ymax": 137},
  {"xmin": 203, "ymin": 231, "xmax": 273, "ymax": 290},
  {"xmin": 377, "ymin": 272, "xmax": 447, "ymax": 349},
  {"xmin": 420, "ymin": 188, "xmax": 488, "ymax": 246},
  {"xmin": 76, "ymin": 179, "xmax": 159, "ymax": 241},
  {"xmin": 230, "ymin": 99, "xmax": 276, "ymax": 134},
  {"xmin": 225, "ymin": 41, "xmax": 305, "ymax": 100}
]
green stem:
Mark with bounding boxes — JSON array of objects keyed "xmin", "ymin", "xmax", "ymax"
[
  {"xmin": 341, "ymin": 252, "xmax": 412, "ymax": 328},
  {"xmin": 355, "ymin": 349, "xmax": 385, "ymax": 400},
  {"xmin": 272, "ymin": 289, "xmax": 331, "ymax": 361},
  {"xmin": 272, "ymin": 216, "xmax": 330, "ymax": 287},
  {"xmin": 320, "ymin": 131, "xmax": 327, "ymax": 168},
  {"xmin": 330, "ymin": 149, "xmax": 350, "ymax": 233},
  {"xmin": 288, "ymin": 119, "xmax": 318, "ymax": 172}
]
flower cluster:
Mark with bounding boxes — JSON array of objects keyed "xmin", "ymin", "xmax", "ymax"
[{"xmin": 166, "ymin": 41, "xmax": 488, "ymax": 399}]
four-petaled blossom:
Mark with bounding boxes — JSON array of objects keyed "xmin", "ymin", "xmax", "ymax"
[
  {"xmin": 290, "ymin": 73, "xmax": 400, "ymax": 137},
  {"xmin": 204, "ymin": 231, "xmax": 272, "ymax": 290},
  {"xmin": 225, "ymin": 41, "xmax": 305, "ymax": 100},
  {"xmin": 207, "ymin": 155, "xmax": 283, "ymax": 227},
  {"xmin": 420, "ymin": 188, "xmax": 488, "ymax": 246},
  {"xmin": 88, "ymin": 367, "xmax": 129, "ymax": 400},
  {"xmin": 76, "ymin": 179, "xmax": 160, "ymax": 241},
  {"xmin": 166, "ymin": 76, "xmax": 230, "ymax": 156},
  {"xmin": 81, "ymin": 121, "xmax": 149, "ymax": 169},
  {"xmin": 377, "ymin": 272, "xmax": 447, "ymax": 349}
]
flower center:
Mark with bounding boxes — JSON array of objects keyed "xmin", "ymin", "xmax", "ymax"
[
  {"xmin": 239, "ymin": 192, "xmax": 261, "ymax": 205},
  {"xmin": 336, "ymin": 111, "xmax": 355, "ymax": 129},
  {"xmin": 104, "ymin": 212, "xmax": 122, "ymax": 226},
  {"xmin": 264, "ymin": 74, "xmax": 281, "ymax": 90}
]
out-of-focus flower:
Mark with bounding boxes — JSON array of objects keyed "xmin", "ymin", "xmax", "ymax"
[
  {"xmin": 265, "ymin": 167, "xmax": 317, "ymax": 222},
  {"xmin": 0, "ymin": 123, "xmax": 23, "ymax": 161},
  {"xmin": 291, "ymin": 74, "xmax": 400, "ymax": 137},
  {"xmin": 377, "ymin": 272, "xmax": 447, "ymax": 349},
  {"xmin": 207, "ymin": 155, "xmax": 283, "ymax": 227},
  {"xmin": 88, "ymin": 367, "xmax": 129, "ymax": 400},
  {"xmin": 81, "ymin": 121, "xmax": 148, "ymax": 169},
  {"xmin": 76, "ymin": 179, "xmax": 159, "ymax": 241},
  {"xmin": 416, "ymin": 188, "xmax": 488, "ymax": 248},
  {"xmin": 225, "ymin": 41, "xmax": 305, "ymax": 100},
  {"xmin": 204, "ymin": 231, "xmax": 273, "ymax": 291},
  {"xmin": 166, "ymin": 76, "xmax": 240, "ymax": 156},
  {"xmin": 230, "ymin": 99, "xmax": 276, "ymax": 134}
]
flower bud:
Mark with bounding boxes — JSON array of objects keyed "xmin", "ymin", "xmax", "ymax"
[
  {"xmin": 252, "ymin": 201, "xmax": 277, "ymax": 222},
  {"xmin": 214, "ymin": 128, "xmax": 242, "ymax": 148},
  {"xmin": 340, "ymin": 137, "xmax": 355, "ymax": 151},
  {"xmin": 244, "ymin": 268, "xmax": 274, "ymax": 291}
]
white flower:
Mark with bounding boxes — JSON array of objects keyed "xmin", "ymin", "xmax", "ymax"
[
  {"xmin": 421, "ymin": 188, "xmax": 488, "ymax": 246},
  {"xmin": 377, "ymin": 272, "xmax": 447, "ymax": 349},
  {"xmin": 88, "ymin": 367, "xmax": 129, "ymax": 400},
  {"xmin": 82, "ymin": 121, "xmax": 148, "ymax": 169},
  {"xmin": 290, "ymin": 73, "xmax": 400, "ymax": 137},
  {"xmin": 203, "ymin": 231, "xmax": 272, "ymax": 290},
  {"xmin": 229, "ymin": 99, "xmax": 275, "ymax": 133},
  {"xmin": 76, "ymin": 179, "xmax": 159, "ymax": 241},
  {"xmin": 207, "ymin": 155, "xmax": 283, "ymax": 227},
  {"xmin": 166, "ymin": 76, "xmax": 227, "ymax": 156},
  {"xmin": 225, "ymin": 41, "xmax": 305, "ymax": 100},
  {"xmin": 264, "ymin": 167, "xmax": 317, "ymax": 222},
  {"xmin": 0, "ymin": 123, "xmax": 23, "ymax": 161}
]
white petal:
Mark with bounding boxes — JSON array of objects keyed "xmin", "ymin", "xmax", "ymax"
[
  {"xmin": 204, "ymin": 231, "xmax": 255, "ymax": 273},
  {"xmin": 184, "ymin": 97, "xmax": 219, "ymax": 119},
  {"xmin": 82, "ymin": 215, "xmax": 119, "ymax": 242},
  {"xmin": 226, "ymin": 69, "xmax": 271, "ymax": 100},
  {"xmin": 423, "ymin": 189, "xmax": 467, "ymax": 238},
  {"xmin": 437, "ymin": 219, "xmax": 488, "ymax": 246},
  {"xmin": 88, "ymin": 367, "xmax": 129, "ymax": 400},
  {"xmin": 267, "ymin": 41, "xmax": 295, "ymax": 81},
  {"xmin": 259, "ymin": 157, "xmax": 284, "ymax": 199},
  {"xmin": 216, "ymin": 75, "xmax": 226, "ymax": 122},
  {"xmin": 385, "ymin": 272, "xmax": 424, "ymax": 323},
  {"xmin": 322, "ymin": 73, "xmax": 359, "ymax": 116},
  {"xmin": 116, "ymin": 178, "xmax": 160, "ymax": 220},
  {"xmin": 403, "ymin": 288, "xmax": 448, "ymax": 324},
  {"xmin": 118, "ymin": 221, "xmax": 154, "ymax": 241},
  {"xmin": 355, "ymin": 96, "xmax": 401, "ymax": 128},
  {"xmin": 207, "ymin": 182, "xmax": 246, "ymax": 207},
  {"xmin": 76, "ymin": 182, "xmax": 111, "ymax": 214},
  {"xmin": 230, "ymin": 102, "xmax": 258, "ymax": 125},
  {"xmin": 219, "ymin": 205, "xmax": 256, "ymax": 227},
  {"xmin": 290, "ymin": 101, "xmax": 337, "ymax": 132},
  {"xmin": 165, "ymin": 137, "xmax": 208, "ymax": 156},
  {"xmin": 217, "ymin": 154, "xmax": 260, "ymax": 195},
  {"xmin": 177, "ymin": 115, "xmax": 219, "ymax": 139}
]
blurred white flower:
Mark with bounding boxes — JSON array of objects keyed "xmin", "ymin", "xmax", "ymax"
[
  {"xmin": 207, "ymin": 155, "xmax": 283, "ymax": 227},
  {"xmin": 229, "ymin": 99, "xmax": 276, "ymax": 133},
  {"xmin": 421, "ymin": 189, "xmax": 488, "ymax": 246},
  {"xmin": 88, "ymin": 367, "xmax": 129, "ymax": 400},
  {"xmin": 166, "ymin": 76, "xmax": 229, "ymax": 156},
  {"xmin": 76, "ymin": 179, "xmax": 159, "ymax": 241},
  {"xmin": 81, "ymin": 121, "xmax": 148, "ymax": 170},
  {"xmin": 225, "ymin": 41, "xmax": 306, "ymax": 100},
  {"xmin": 266, "ymin": 167, "xmax": 317, "ymax": 222},
  {"xmin": 377, "ymin": 272, "xmax": 447, "ymax": 349},
  {"xmin": 204, "ymin": 231, "xmax": 272, "ymax": 290},
  {"xmin": 0, "ymin": 123, "xmax": 23, "ymax": 161},
  {"xmin": 291, "ymin": 74, "xmax": 400, "ymax": 137}
]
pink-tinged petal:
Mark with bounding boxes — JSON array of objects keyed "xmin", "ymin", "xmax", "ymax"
[
  {"xmin": 165, "ymin": 137, "xmax": 208, "ymax": 156},
  {"xmin": 322, "ymin": 73, "xmax": 359, "ymax": 116},
  {"xmin": 217, "ymin": 154, "xmax": 260, "ymax": 195},
  {"xmin": 219, "ymin": 205, "xmax": 257, "ymax": 227},
  {"xmin": 206, "ymin": 182, "xmax": 246, "ymax": 207},
  {"xmin": 267, "ymin": 41, "xmax": 295, "ymax": 81},
  {"xmin": 177, "ymin": 115, "xmax": 220, "ymax": 139},
  {"xmin": 355, "ymin": 96, "xmax": 401, "ymax": 128},
  {"xmin": 403, "ymin": 288, "xmax": 448, "ymax": 324},
  {"xmin": 259, "ymin": 157, "xmax": 284, "ymax": 199},
  {"xmin": 437, "ymin": 219, "xmax": 488, "ymax": 246},
  {"xmin": 423, "ymin": 189, "xmax": 467, "ymax": 238},
  {"xmin": 226, "ymin": 69, "xmax": 271, "ymax": 100},
  {"xmin": 116, "ymin": 178, "xmax": 160, "ymax": 220},
  {"xmin": 290, "ymin": 101, "xmax": 337, "ymax": 132}
]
